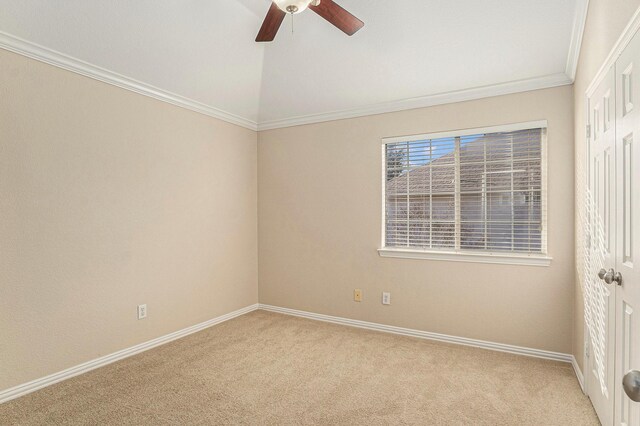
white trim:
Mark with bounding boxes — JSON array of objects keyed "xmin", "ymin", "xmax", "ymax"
[
  {"xmin": 540, "ymin": 128, "xmax": 549, "ymax": 254},
  {"xmin": 585, "ymin": 5, "xmax": 640, "ymax": 96},
  {"xmin": 257, "ymin": 74, "xmax": 572, "ymax": 131},
  {"xmin": 0, "ymin": 31, "xmax": 258, "ymax": 131},
  {"xmin": 377, "ymin": 248, "xmax": 552, "ymax": 266},
  {"xmin": 0, "ymin": 29, "xmax": 575, "ymax": 132},
  {"xmin": 0, "ymin": 303, "xmax": 259, "ymax": 405},
  {"xmin": 565, "ymin": 0, "xmax": 590, "ymax": 80},
  {"xmin": 380, "ymin": 143, "xmax": 388, "ymax": 249},
  {"xmin": 259, "ymin": 304, "xmax": 573, "ymax": 362},
  {"xmin": 572, "ymin": 355, "xmax": 586, "ymax": 392},
  {"xmin": 0, "ymin": 303, "xmax": 583, "ymax": 405},
  {"xmin": 381, "ymin": 120, "xmax": 548, "ymax": 144}
]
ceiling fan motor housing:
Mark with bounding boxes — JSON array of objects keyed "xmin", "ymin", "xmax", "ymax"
[{"xmin": 273, "ymin": 0, "xmax": 314, "ymax": 14}]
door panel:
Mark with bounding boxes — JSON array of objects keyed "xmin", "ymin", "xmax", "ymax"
[
  {"xmin": 615, "ymin": 29, "xmax": 640, "ymax": 426},
  {"xmin": 588, "ymin": 67, "xmax": 617, "ymax": 426}
]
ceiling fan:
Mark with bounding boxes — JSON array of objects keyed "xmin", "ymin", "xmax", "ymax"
[{"xmin": 256, "ymin": 0, "xmax": 364, "ymax": 42}]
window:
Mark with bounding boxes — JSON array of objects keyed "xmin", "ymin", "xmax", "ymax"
[{"xmin": 379, "ymin": 121, "xmax": 551, "ymax": 266}]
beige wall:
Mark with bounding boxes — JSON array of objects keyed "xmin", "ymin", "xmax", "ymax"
[
  {"xmin": 0, "ymin": 49, "xmax": 258, "ymax": 391},
  {"xmin": 259, "ymin": 86, "xmax": 575, "ymax": 354},
  {"xmin": 10, "ymin": 6, "xmax": 630, "ymax": 388},
  {"xmin": 572, "ymin": 0, "xmax": 640, "ymax": 371}
]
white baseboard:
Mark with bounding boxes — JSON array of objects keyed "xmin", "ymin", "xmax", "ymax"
[
  {"xmin": 259, "ymin": 304, "xmax": 574, "ymax": 364},
  {"xmin": 0, "ymin": 303, "xmax": 259, "ymax": 405},
  {"xmin": 1, "ymin": 303, "xmax": 583, "ymax": 405},
  {"xmin": 571, "ymin": 355, "xmax": 585, "ymax": 392}
]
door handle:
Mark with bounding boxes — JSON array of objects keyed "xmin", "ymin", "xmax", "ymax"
[
  {"xmin": 598, "ymin": 268, "xmax": 623, "ymax": 286},
  {"xmin": 611, "ymin": 271, "xmax": 623, "ymax": 286},
  {"xmin": 598, "ymin": 268, "xmax": 607, "ymax": 280},
  {"xmin": 623, "ymin": 370, "xmax": 640, "ymax": 402}
]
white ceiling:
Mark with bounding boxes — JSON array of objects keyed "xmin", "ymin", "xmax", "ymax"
[{"xmin": 0, "ymin": 0, "xmax": 583, "ymax": 129}]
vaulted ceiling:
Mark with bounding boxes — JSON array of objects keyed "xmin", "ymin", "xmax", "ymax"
[{"xmin": 0, "ymin": 0, "xmax": 585, "ymax": 130}]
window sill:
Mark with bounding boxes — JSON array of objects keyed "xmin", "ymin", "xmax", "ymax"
[{"xmin": 377, "ymin": 248, "xmax": 553, "ymax": 266}]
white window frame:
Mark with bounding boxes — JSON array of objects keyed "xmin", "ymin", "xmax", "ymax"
[{"xmin": 378, "ymin": 120, "xmax": 552, "ymax": 266}]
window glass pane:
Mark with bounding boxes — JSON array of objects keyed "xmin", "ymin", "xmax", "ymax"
[
  {"xmin": 514, "ymin": 223, "xmax": 542, "ymax": 252},
  {"xmin": 409, "ymin": 197, "xmax": 431, "ymax": 220},
  {"xmin": 460, "ymin": 194, "xmax": 483, "ymax": 221},
  {"xmin": 409, "ymin": 222, "xmax": 430, "ymax": 248},
  {"xmin": 432, "ymin": 195, "xmax": 455, "ymax": 221},
  {"xmin": 486, "ymin": 222, "xmax": 515, "ymax": 251},
  {"xmin": 461, "ymin": 222, "xmax": 485, "ymax": 249},
  {"xmin": 407, "ymin": 166, "xmax": 431, "ymax": 195},
  {"xmin": 429, "ymin": 138, "xmax": 456, "ymax": 165},
  {"xmin": 430, "ymin": 166, "xmax": 455, "ymax": 194},
  {"xmin": 431, "ymin": 222, "xmax": 455, "ymax": 249},
  {"xmin": 386, "ymin": 221, "xmax": 407, "ymax": 247},
  {"xmin": 459, "ymin": 135, "xmax": 485, "ymax": 163}
]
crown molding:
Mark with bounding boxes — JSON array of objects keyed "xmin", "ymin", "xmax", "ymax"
[
  {"xmin": 256, "ymin": 73, "xmax": 573, "ymax": 131},
  {"xmin": 1, "ymin": 27, "xmax": 580, "ymax": 133},
  {"xmin": 0, "ymin": 31, "xmax": 258, "ymax": 131},
  {"xmin": 565, "ymin": 0, "xmax": 590, "ymax": 81},
  {"xmin": 585, "ymin": 3, "xmax": 640, "ymax": 96}
]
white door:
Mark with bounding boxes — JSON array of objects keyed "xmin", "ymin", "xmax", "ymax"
[
  {"xmin": 587, "ymin": 66, "xmax": 617, "ymax": 426},
  {"xmin": 614, "ymin": 29, "xmax": 640, "ymax": 426}
]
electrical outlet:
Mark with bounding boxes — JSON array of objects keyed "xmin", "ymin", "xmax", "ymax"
[
  {"xmin": 137, "ymin": 304, "xmax": 147, "ymax": 320},
  {"xmin": 354, "ymin": 289, "xmax": 362, "ymax": 302},
  {"xmin": 382, "ymin": 292, "xmax": 391, "ymax": 305}
]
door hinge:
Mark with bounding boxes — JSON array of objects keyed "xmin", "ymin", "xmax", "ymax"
[{"xmin": 586, "ymin": 124, "xmax": 591, "ymax": 138}]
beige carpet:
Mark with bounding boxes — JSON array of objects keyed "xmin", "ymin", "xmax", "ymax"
[{"xmin": 1, "ymin": 310, "xmax": 598, "ymax": 425}]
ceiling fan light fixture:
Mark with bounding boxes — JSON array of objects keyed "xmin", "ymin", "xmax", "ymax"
[{"xmin": 273, "ymin": 0, "xmax": 313, "ymax": 14}]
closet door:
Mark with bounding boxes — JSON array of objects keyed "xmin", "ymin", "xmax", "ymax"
[
  {"xmin": 614, "ymin": 28, "xmax": 640, "ymax": 426},
  {"xmin": 587, "ymin": 66, "xmax": 617, "ymax": 426}
]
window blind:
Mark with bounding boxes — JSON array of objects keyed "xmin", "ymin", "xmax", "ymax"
[{"xmin": 383, "ymin": 126, "xmax": 546, "ymax": 254}]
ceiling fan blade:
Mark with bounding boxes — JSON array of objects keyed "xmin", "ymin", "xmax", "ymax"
[
  {"xmin": 309, "ymin": 0, "xmax": 364, "ymax": 36},
  {"xmin": 256, "ymin": 2, "xmax": 286, "ymax": 42}
]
